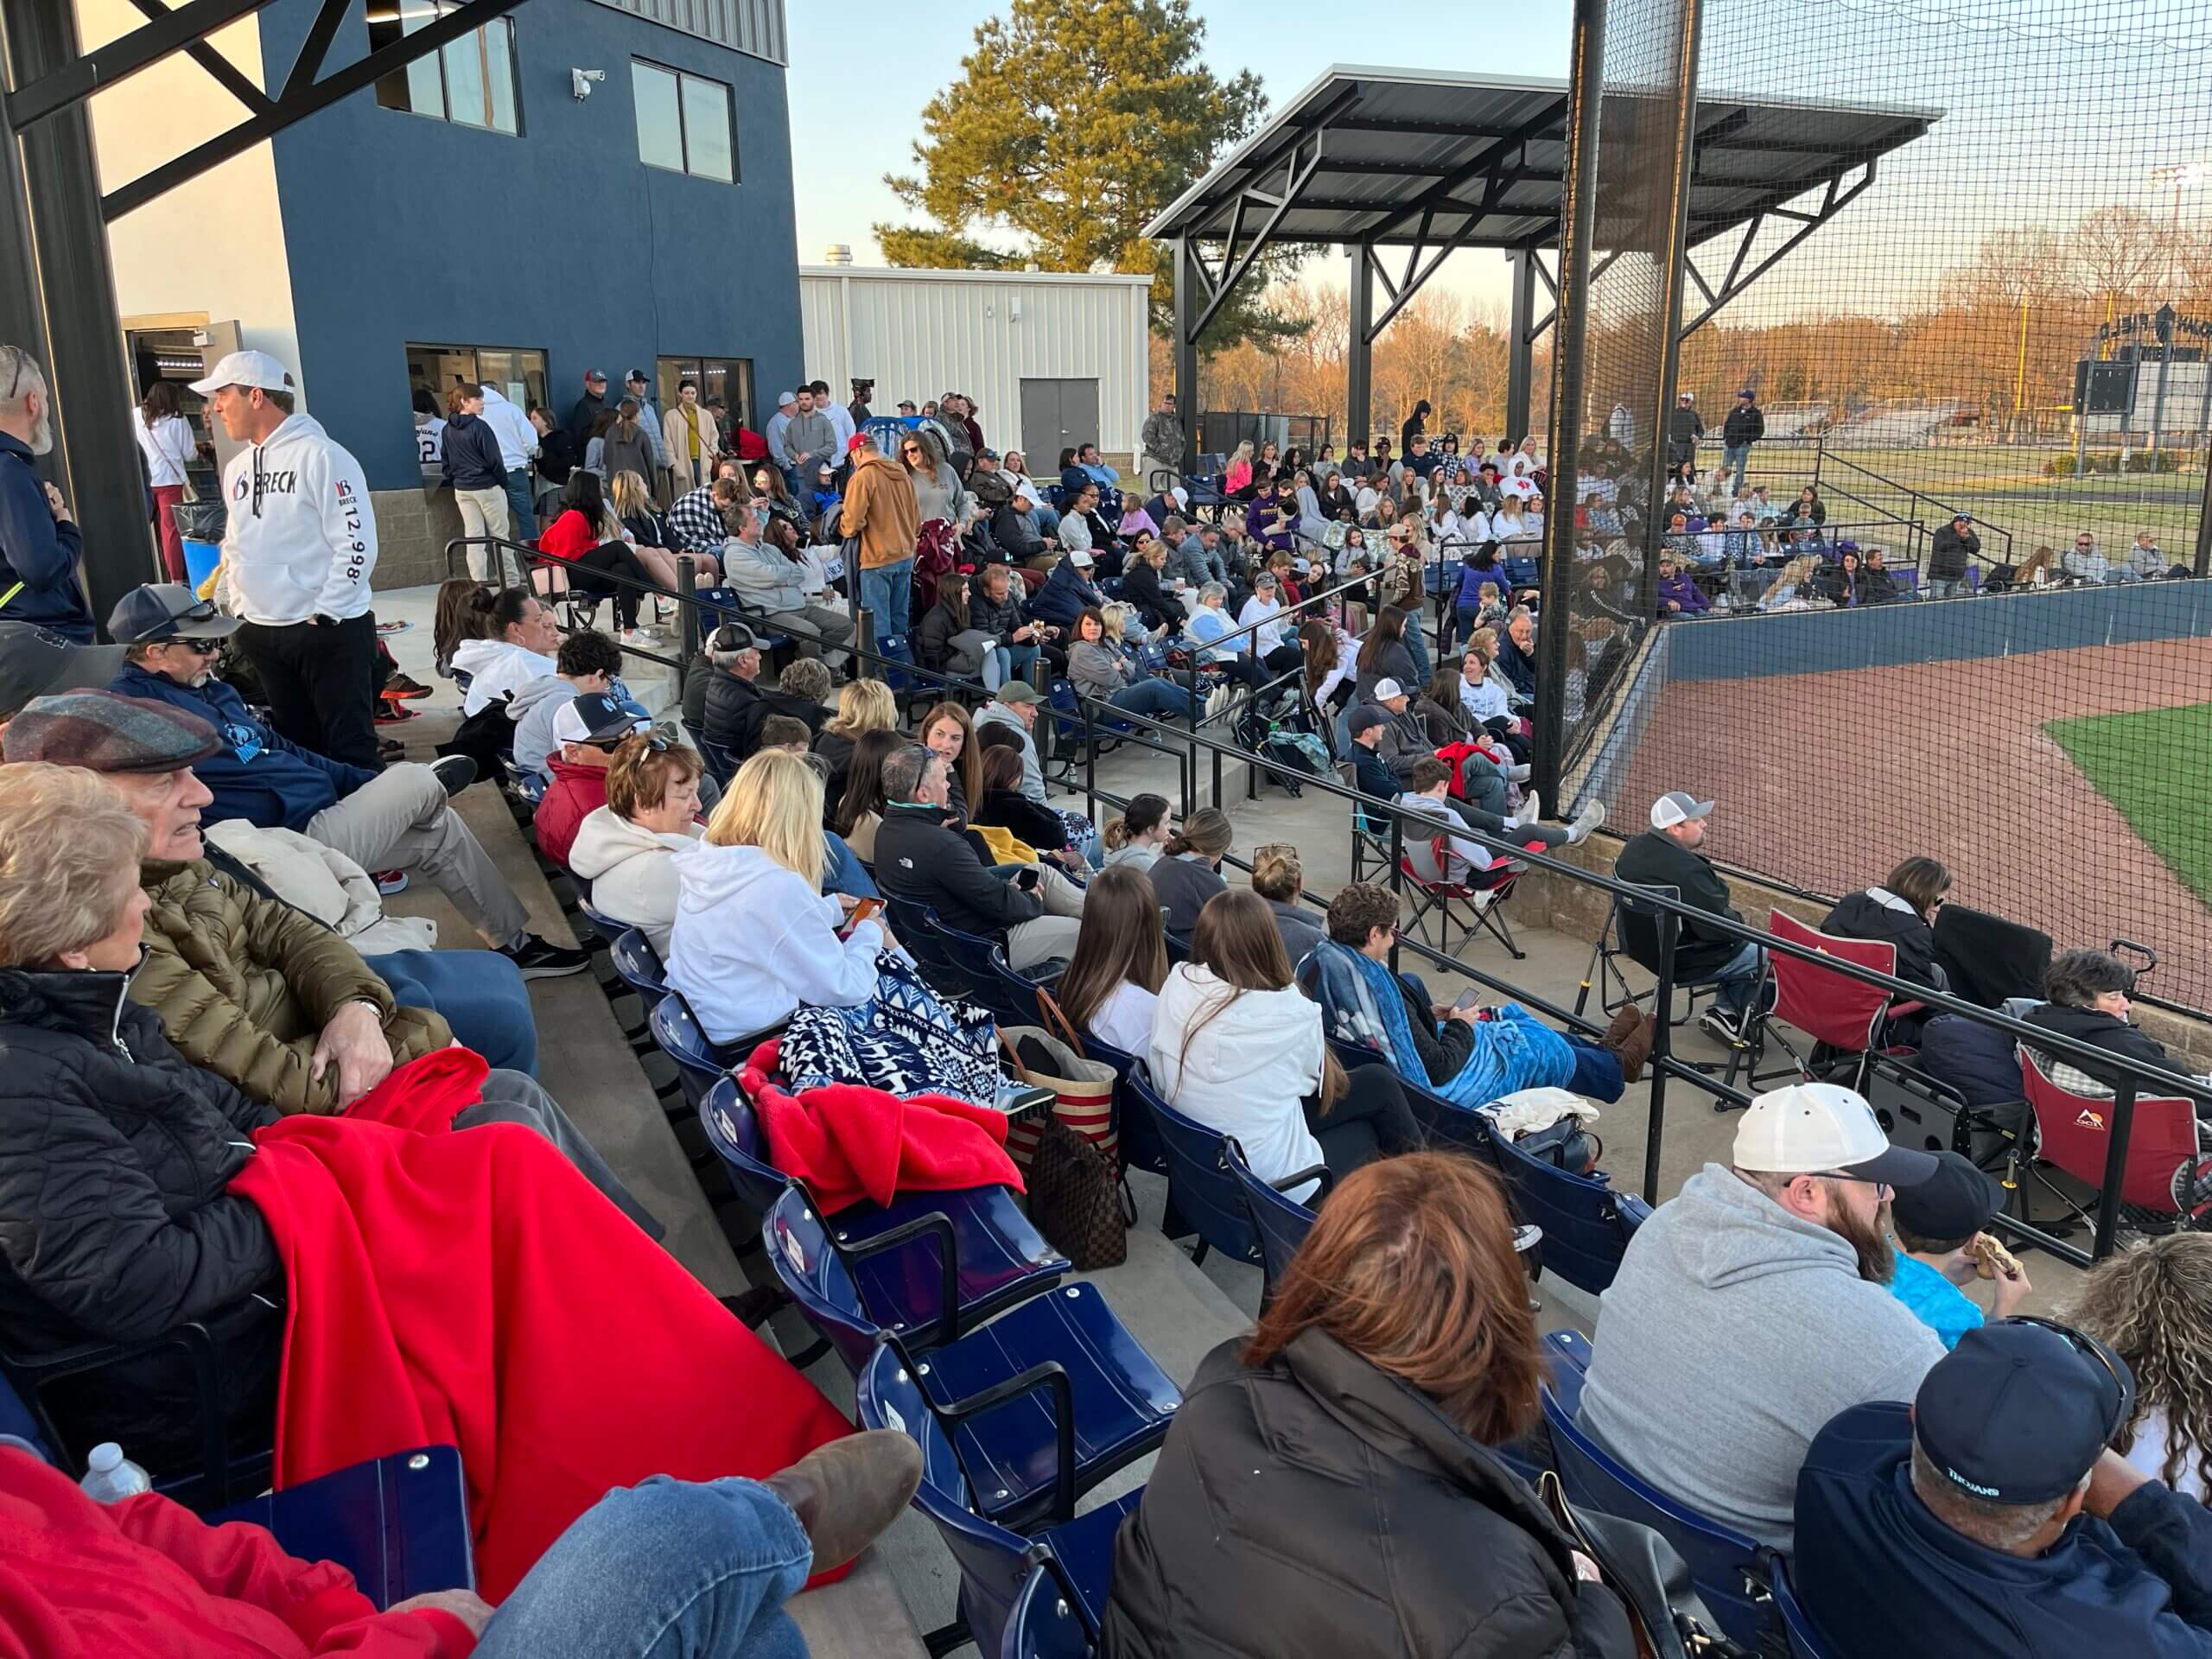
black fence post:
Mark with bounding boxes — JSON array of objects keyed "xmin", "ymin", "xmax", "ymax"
[
  {"xmin": 1645, "ymin": 909, "xmax": 1679, "ymax": 1205},
  {"xmin": 2091, "ymin": 1080, "xmax": 2138, "ymax": 1262},
  {"xmin": 674, "ymin": 555, "xmax": 697, "ymax": 706}
]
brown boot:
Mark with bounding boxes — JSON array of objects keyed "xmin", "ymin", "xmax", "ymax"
[
  {"xmin": 1602, "ymin": 1005, "xmax": 1643, "ymax": 1051},
  {"xmin": 1606, "ymin": 1006, "xmax": 1655, "ymax": 1084},
  {"xmin": 761, "ymin": 1429, "xmax": 924, "ymax": 1571}
]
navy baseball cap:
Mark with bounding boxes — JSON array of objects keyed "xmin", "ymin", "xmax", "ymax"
[
  {"xmin": 1915, "ymin": 1319, "xmax": 2134, "ymax": 1504},
  {"xmin": 1890, "ymin": 1150, "xmax": 2005, "ymax": 1240},
  {"xmin": 107, "ymin": 583, "xmax": 242, "ymax": 646},
  {"xmin": 554, "ymin": 690, "xmax": 649, "ymax": 747}
]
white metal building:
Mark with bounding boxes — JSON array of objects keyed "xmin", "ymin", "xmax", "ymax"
[{"xmin": 798, "ymin": 266, "xmax": 1154, "ymax": 467}]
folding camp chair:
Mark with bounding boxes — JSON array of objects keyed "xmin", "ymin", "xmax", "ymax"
[
  {"xmin": 1750, "ymin": 910, "xmax": 1925, "ymax": 1095},
  {"xmin": 861, "ymin": 1340, "xmax": 1148, "ymax": 1659},
  {"xmin": 1396, "ymin": 830, "xmax": 1527, "ymax": 961},
  {"xmin": 2018, "ymin": 1046, "xmax": 2205, "ymax": 1233},
  {"xmin": 1575, "ymin": 882, "xmax": 1758, "ymax": 1089},
  {"xmin": 1544, "ymin": 1379, "xmax": 1772, "ymax": 1649}
]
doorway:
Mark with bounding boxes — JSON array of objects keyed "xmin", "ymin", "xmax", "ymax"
[{"xmin": 1020, "ymin": 378, "xmax": 1101, "ymax": 474}]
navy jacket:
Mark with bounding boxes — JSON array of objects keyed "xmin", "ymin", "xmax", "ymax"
[
  {"xmin": 440, "ymin": 411, "xmax": 509, "ymax": 492},
  {"xmin": 1796, "ymin": 1402, "xmax": 2212, "ymax": 1658},
  {"xmin": 1028, "ymin": 556, "xmax": 1104, "ymax": 630},
  {"xmin": 111, "ymin": 661, "xmax": 374, "ymax": 832},
  {"xmin": 0, "ymin": 432, "xmax": 96, "ymax": 640}
]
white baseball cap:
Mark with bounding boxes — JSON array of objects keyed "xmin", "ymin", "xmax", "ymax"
[
  {"xmin": 775, "ymin": 390, "xmax": 797, "ymax": 407},
  {"xmin": 1067, "ymin": 548, "xmax": 1094, "ymax": 568},
  {"xmin": 1733, "ymin": 1082, "xmax": 1937, "ymax": 1185},
  {"xmin": 1372, "ymin": 677, "xmax": 1405, "ymax": 701},
  {"xmin": 188, "ymin": 349, "xmax": 294, "ymax": 396},
  {"xmin": 1649, "ymin": 790, "xmax": 1714, "ymax": 830}
]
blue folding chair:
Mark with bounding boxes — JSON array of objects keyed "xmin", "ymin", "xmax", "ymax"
[
  {"xmin": 1770, "ymin": 1555, "xmax": 1839, "ymax": 1659},
  {"xmin": 211, "ymin": 1446, "xmax": 474, "ymax": 1608},
  {"xmin": 1543, "ymin": 1376, "xmax": 1770, "ymax": 1648},
  {"xmin": 1122, "ymin": 1066, "xmax": 1317, "ymax": 1269},
  {"xmin": 1491, "ymin": 1129, "xmax": 1653, "ymax": 1296},
  {"xmin": 710, "ymin": 1086, "xmax": 1068, "ymax": 1352},
  {"xmin": 860, "ymin": 1338, "xmax": 1152, "ymax": 1658},
  {"xmin": 1002, "ymin": 1560, "xmax": 1097, "ymax": 1659},
  {"xmin": 1224, "ymin": 1138, "xmax": 1330, "ymax": 1295}
]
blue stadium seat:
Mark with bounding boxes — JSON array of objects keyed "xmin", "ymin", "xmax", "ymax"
[
  {"xmin": 988, "ymin": 945, "xmax": 1051, "ymax": 1027},
  {"xmin": 0, "ymin": 1367, "xmax": 49, "ymax": 1462},
  {"xmin": 1122, "ymin": 1065, "xmax": 1294, "ymax": 1269},
  {"xmin": 1002, "ymin": 1560, "xmax": 1097, "ymax": 1659},
  {"xmin": 211, "ymin": 1446, "xmax": 474, "ymax": 1608},
  {"xmin": 890, "ymin": 903, "xmax": 990, "ymax": 1001},
  {"xmin": 860, "ymin": 1336, "xmax": 1156, "ymax": 1657},
  {"xmin": 1770, "ymin": 1555, "xmax": 1839, "ymax": 1659},
  {"xmin": 646, "ymin": 991, "xmax": 787, "ymax": 1111},
  {"xmin": 1224, "ymin": 1138, "xmax": 1328, "ymax": 1294},
  {"xmin": 715, "ymin": 1087, "xmax": 1068, "ymax": 1357},
  {"xmin": 927, "ymin": 911, "xmax": 1030, "ymax": 1020},
  {"xmin": 1543, "ymin": 1373, "xmax": 1770, "ymax": 1648},
  {"xmin": 608, "ymin": 927, "xmax": 671, "ymax": 1007},
  {"xmin": 1067, "ymin": 1027, "xmax": 1165, "ymax": 1177},
  {"xmin": 836, "ymin": 1270, "xmax": 1174, "ymax": 1537},
  {"xmin": 1491, "ymin": 1128, "xmax": 1652, "ymax": 1296}
]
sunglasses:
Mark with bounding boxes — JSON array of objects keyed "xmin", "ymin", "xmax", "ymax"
[
  {"xmin": 2006, "ymin": 1316, "xmax": 2135, "ymax": 1437},
  {"xmin": 174, "ymin": 637, "xmax": 226, "ymax": 656}
]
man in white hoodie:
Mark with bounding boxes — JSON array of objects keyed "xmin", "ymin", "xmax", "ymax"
[
  {"xmin": 479, "ymin": 384, "xmax": 540, "ymax": 560},
  {"xmin": 193, "ymin": 351, "xmax": 382, "ymax": 770}
]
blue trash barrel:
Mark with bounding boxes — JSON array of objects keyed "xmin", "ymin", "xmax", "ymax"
[{"xmin": 183, "ymin": 538, "xmax": 221, "ymax": 591}]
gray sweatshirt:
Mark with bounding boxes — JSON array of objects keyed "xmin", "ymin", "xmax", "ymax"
[
  {"xmin": 1577, "ymin": 1163, "xmax": 1945, "ymax": 1550},
  {"xmin": 784, "ymin": 410, "xmax": 836, "ymax": 470}
]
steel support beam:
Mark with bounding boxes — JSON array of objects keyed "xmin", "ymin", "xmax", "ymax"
[
  {"xmin": 1534, "ymin": 0, "xmax": 1608, "ymax": 813},
  {"xmin": 1641, "ymin": 0, "xmax": 1707, "ymax": 592},
  {"xmin": 2, "ymin": 0, "xmax": 155, "ymax": 628},
  {"xmin": 1676, "ymin": 165, "xmax": 1876, "ymax": 339},
  {"xmin": 124, "ymin": 0, "xmax": 272, "ymax": 118},
  {"xmin": 5, "ymin": 0, "xmax": 263, "ymax": 129},
  {"xmin": 1506, "ymin": 247, "xmax": 1537, "ymax": 442},
  {"xmin": 1347, "ymin": 242, "xmax": 1373, "ymax": 452},
  {"xmin": 1173, "ymin": 238, "xmax": 1200, "ymax": 472}
]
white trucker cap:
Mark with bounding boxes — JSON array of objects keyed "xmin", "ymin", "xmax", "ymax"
[{"xmin": 1733, "ymin": 1083, "xmax": 1937, "ymax": 1187}]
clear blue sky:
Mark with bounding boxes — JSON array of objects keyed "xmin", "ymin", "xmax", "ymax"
[{"xmin": 783, "ymin": 3, "xmax": 1576, "ymax": 302}]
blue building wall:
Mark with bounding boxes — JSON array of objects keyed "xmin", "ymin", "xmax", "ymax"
[{"xmin": 259, "ymin": 0, "xmax": 801, "ymax": 493}]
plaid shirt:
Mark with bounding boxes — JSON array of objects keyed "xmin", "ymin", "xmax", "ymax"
[{"xmin": 666, "ymin": 486, "xmax": 728, "ymax": 555}]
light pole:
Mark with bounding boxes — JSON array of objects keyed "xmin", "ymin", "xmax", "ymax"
[{"xmin": 2146, "ymin": 162, "xmax": 2210, "ymax": 461}]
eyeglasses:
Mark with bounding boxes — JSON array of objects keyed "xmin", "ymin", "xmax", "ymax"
[{"xmin": 1812, "ymin": 1170, "xmax": 1894, "ymax": 1200}]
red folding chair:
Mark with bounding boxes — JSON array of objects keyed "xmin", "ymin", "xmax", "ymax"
[
  {"xmin": 2018, "ymin": 1047, "xmax": 2203, "ymax": 1228},
  {"xmin": 1398, "ymin": 835, "xmax": 1526, "ymax": 961},
  {"xmin": 1753, "ymin": 911, "xmax": 1926, "ymax": 1093}
]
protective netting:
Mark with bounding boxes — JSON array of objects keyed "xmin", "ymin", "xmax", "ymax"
[{"xmin": 1573, "ymin": 0, "xmax": 2212, "ymax": 1012}]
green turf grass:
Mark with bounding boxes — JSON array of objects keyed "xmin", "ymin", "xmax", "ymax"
[{"xmin": 2046, "ymin": 702, "xmax": 2212, "ymax": 906}]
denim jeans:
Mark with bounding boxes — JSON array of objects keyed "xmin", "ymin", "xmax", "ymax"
[
  {"xmin": 1924, "ymin": 576, "xmax": 1967, "ymax": 599},
  {"xmin": 981, "ymin": 645, "xmax": 1011, "ymax": 692},
  {"xmin": 1565, "ymin": 1038, "xmax": 1626, "ymax": 1103},
  {"xmin": 1029, "ymin": 505, "xmax": 1062, "ymax": 537},
  {"xmin": 1004, "ymin": 641, "xmax": 1042, "ymax": 688},
  {"xmin": 475, "ymin": 1475, "xmax": 811, "ymax": 1659},
  {"xmin": 1707, "ymin": 938, "xmax": 1768, "ymax": 1014},
  {"xmin": 1110, "ymin": 678, "xmax": 1195, "ymax": 721},
  {"xmin": 1721, "ymin": 442, "xmax": 1750, "ymax": 493},
  {"xmin": 822, "ymin": 830, "xmax": 878, "ymax": 898},
  {"xmin": 503, "ymin": 477, "xmax": 537, "ymax": 554},
  {"xmin": 364, "ymin": 949, "xmax": 537, "ymax": 1076},
  {"xmin": 857, "ymin": 556, "xmax": 913, "ymax": 647}
]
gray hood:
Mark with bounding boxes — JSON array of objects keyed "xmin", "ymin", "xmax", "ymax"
[{"xmin": 1644, "ymin": 1162, "xmax": 1864, "ymax": 1292}]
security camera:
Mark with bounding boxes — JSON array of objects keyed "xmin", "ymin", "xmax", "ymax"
[{"xmin": 572, "ymin": 67, "xmax": 606, "ymax": 100}]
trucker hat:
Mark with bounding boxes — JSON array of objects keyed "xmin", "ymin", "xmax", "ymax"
[
  {"xmin": 0, "ymin": 623, "xmax": 127, "ymax": 721},
  {"xmin": 554, "ymin": 690, "xmax": 650, "ymax": 747},
  {"xmin": 1649, "ymin": 790, "xmax": 1714, "ymax": 830},
  {"xmin": 188, "ymin": 349, "xmax": 294, "ymax": 396},
  {"xmin": 1732, "ymin": 1081, "xmax": 1939, "ymax": 1187},
  {"xmin": 1371, "ymin": 677, "xmax": 1406, "ymax": 702},
  {"xmin": 1916, "ymin": 1319, "xmax": 2134, "ymax": 1505},
  {"xmin": 106, "ymin": 583, "xmax": 242, "ymax": 647}
]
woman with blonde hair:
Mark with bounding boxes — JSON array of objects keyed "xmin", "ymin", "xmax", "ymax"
[
  {"xmin": 1224, "ymin": 439, "xmax": 1256, "ymax": 500},
  {"xmin": 1250, "ymin": 842, "xmax": 1325, "ymax": 966},
  {"xmin": 2075, "ymin": 1235, "xmax": 2212, "ymax": 1501},
  {"xmin": 812, "ymin": 677, "xmax": 899, "ymax": 807},
  {"xmin": 666, "ymin": 748, "xmax": 892, "ymax": 1042},
  {"xmin": 1103, "ymin": 1154, "xmax": 1634, "ymax": 1657}
]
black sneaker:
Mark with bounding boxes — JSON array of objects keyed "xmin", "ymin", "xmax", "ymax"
[
  {"xmin": 430, "ymin": 755, "xmax": 477, "ymax": 797},
  {"xmin": 500, "ymin": 934, "xmax": 592, "ymax": 979}
]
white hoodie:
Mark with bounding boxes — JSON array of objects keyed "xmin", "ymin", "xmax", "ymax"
[
  {"xmin": 449, "ymin": 637, "xmax": 557, "ymax": 717},
  {"xmin": 566, "ymin": 805, "xmax": 696, "ymax": 956},
  {"xmin": 215, "ymin": 413, "xmax": 378, "ymax": 624},
  {"xmin": 480, "ymin": 386, "xmax": 541, "ymax": 473},
  {"xmin": 666, "ymin": 840, "xmax": 884, "ymax": 1044},
  {"xmin": 1147, "ymin": 962, "xmax": 1325, "ymax": 1198}
]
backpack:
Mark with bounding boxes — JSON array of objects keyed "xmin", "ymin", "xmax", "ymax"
[{"xmin": 912, "ymin": 518, "xmax": 962, "ymax": 613}]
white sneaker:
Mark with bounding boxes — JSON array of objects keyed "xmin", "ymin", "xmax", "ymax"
[
  {"xmin": 1507, "ymin": 762, "xmax": 1533, "ymax": 783},
  {"xmin": 1511, "ymin": 792, "xmax": 1545, "ymax": 829},
  {"xmin": 1566, "ymin": 798, "xmax": 1606, "ymax": 845}
]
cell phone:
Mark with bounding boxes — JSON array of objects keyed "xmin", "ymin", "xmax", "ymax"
[
  {"xmin": 1015, "ymin": 868, "xmax": 1041, "ymax": 893},
  {"xmin": 1453, "ymin": 985, "xmax": 1486, "ymax": 1012},
  {"xmin": 846, "ymin": 897, "xmax": 882, "ymax": 926}
]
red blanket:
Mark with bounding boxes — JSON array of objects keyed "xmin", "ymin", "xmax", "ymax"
[
  {"xmin": 742, "ymin": 1040, "xmax": 1021, "ymax": 1214},
  {"xmin": 230, "ymin": 1051, "xmax": 853, "ymax": 1601}
]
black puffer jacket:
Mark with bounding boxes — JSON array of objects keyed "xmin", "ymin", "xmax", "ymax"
[
  {"xmin": 1103, "ymin": 1330, "xmax": 1637, "ymax": 1659},
  {"xmin": 0, "ymin": 964, "xmax": 284, "ymax": 1468},
  {"xmin": 1821, "ymin": 888, "xmax": 1943, "ymax": 993}
]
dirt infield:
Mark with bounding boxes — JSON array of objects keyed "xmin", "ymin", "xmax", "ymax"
[{"xmin": 1612, "ymin": 635, "xmax": 2212, "ymax": 1012}]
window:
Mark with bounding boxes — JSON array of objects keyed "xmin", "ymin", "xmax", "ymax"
[
  {"xmin": 632, "ymin": 60, "xmax": 736, "ymax": 182},
  {"xmin": 406, "ymin": 343, "xmax": 548, "ymax": 419},
  {"xmin": 372, "ymin": 1, "xmax": 519, "ymax": 134},
  {"xmin": 658, "ymin": 357, "xmax": 754, "ymax": 434}
]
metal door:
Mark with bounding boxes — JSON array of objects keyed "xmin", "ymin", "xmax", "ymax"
[{"xmin": 1020, "ymin": 378, "xmax": 1100, "ymax": 471}]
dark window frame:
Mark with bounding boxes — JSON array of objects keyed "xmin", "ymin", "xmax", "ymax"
[
  {"xmin": 630, "ymin": 57, "xmax": 739, "ymax": 183},
  {"xmin": 370, "ymin": 2, "xmax": 523, "ymax": 136}
]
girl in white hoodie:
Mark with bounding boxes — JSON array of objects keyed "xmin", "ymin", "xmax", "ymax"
[
  {"xmin": 565, "ymin": 732, "xmax": 706, "ymax": 955},
  {"xmin": 1147, "ymin": 890, "xmax": 1421, "ymax": 1199},
  {"xmin": 666, "ymin": 748, "xmax": 889, "ymax": 1044}
]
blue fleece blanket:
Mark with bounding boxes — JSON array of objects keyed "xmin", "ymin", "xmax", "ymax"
[{"xmin": 1317, "ymin": 941, "xmax": 1575, "ymax": 1108}]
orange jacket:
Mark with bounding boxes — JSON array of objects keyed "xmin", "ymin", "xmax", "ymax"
[{"xmin": 838, "ymin": 453, "xmax": 921, "ymax": 571}]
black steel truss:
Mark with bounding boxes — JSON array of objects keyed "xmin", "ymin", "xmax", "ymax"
[
  {"xmin": 1677, "ymin": 161, "xmax": 1876, "ymax": 336},
  {"xmin": 5, "ymin": 0, "xmax": 527, "ymax": 221}
]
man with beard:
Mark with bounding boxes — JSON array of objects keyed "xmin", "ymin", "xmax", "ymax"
[
  {"xmin": 1578, "ymin": 1083, "xmax": 1947, "ymax": 1550},
  {"xmin": 0, "ymin": 343, "xmax": 96, "ymax": 641}
]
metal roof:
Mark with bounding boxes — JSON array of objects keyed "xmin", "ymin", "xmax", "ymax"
[{"xmin": 1143, "ymin": 65, "xmax": 1940, "ymax": 251}]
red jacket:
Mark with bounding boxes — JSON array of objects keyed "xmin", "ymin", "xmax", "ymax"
[
  {"xmin": 531, "ymin": 755, "xmax": 607, "ymax": 870},
  {"xmin": 0, "ymin": 1447, "xmax": 474, "ymax": 1658}
]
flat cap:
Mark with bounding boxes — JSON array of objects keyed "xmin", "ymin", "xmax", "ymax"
[{"xmin": 2, "ymin": 690, "xmax": 224, "ymax": 772}]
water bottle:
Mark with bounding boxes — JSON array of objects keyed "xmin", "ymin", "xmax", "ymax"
[{"xmin": 79, "ymin": 1442, "xmax": 152, "ymax": 1503}]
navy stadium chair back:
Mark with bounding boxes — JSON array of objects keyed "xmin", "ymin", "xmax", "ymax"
[
  {"xmin": 1003, "ymin": 1561, "xmax": 1096, "ymax": 1659},
  {"xmin": 1491, "ymin": 1128, "xmax": 1653, "ymax": 1296},
  {"xmin": 1122, "ymin": 1066, "xmax": 1269, "ymax": 1268},
  {"xmin": 210, "ymin": 1446, "xmax": 474, "ymax": 1608},
  {"xmin": 1224, "ymin": 1138, "xmax": 1324, "ymax": 1294},
  {"xmin": 1544, "ymin": 1377, "xmax": 1770, "ymax": 1648},
  {"xmin": 1770, "ymin": 1555, "xmax": 1839, "ymax": 1659},
  {"xmin": 697, "ymin": 1075, "xmax": 791, "ymax": 1218},
  {"xmin": 608, "ymin": 927, "xmax": 671, "ymax": 1006}
]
